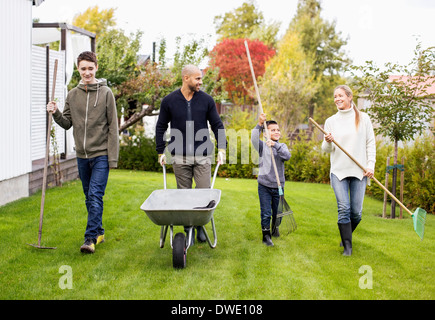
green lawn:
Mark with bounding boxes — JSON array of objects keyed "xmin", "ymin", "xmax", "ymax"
[{"xmin": 0, "ymin": 170, "xmax": 433, "ymax": 300}]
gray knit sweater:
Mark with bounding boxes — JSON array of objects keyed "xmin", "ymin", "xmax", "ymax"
[{"xmin": 251, "ymin": 124, "xmax": 291, "ymax": 188}]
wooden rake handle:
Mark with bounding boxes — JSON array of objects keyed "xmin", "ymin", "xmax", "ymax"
[
  {"xmin": 245, "ymin": 41, "xmax": 282, "ymax": 191},
  {"xmin": 309, "ymin": 117, "xmax": 413, "ymax": 217}
]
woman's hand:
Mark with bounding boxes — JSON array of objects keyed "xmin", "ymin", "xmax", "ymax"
[
  {"xmin": 364, "ymin": 168, "xmax": 374, "ymax": 179},
  {"xmin": 324, "ymin": 132, "xmax": 334, "ymax": 143}
]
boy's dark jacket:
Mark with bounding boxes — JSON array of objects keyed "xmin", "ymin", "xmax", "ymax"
[{"xmin": 52, "ymin": 79, "xmax": 119, "ymax": 168}]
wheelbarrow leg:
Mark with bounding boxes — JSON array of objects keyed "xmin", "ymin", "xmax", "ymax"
[
  {"xmin": 159, "ymin": 225, "xmax": 168, "ymax": 248},
  {"xmin": 202, "ymin": 215, "xmax": 217, "ymax": 248}
]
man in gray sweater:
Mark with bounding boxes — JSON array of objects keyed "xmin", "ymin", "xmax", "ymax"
[{"xmin": 251, "ymin": 113, "xmax": 291, "ymax": 246}]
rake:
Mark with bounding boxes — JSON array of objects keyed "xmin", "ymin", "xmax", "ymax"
[
  {"xmin": 28, "ymin": 59, "xmax": 59, "ymax": 249},
  {"xmin": 245, "ymin": 40, "xmax": 296, "ymax": 235},
  {"xmin": 309, "ymin": 117, "xmax": 426, "ymax": 240}
]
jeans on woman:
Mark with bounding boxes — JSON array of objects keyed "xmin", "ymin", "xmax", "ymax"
[
  {"xmin": 258, "ymin": 183, "xmax": 280, "ymax": 230},
  {"xmin": 330, "ymin": 173, "xmax": 367, "ymax": 225},
  {"xmin": 77, "ymin": 155, "xmax": 109, "ymax": 241}
]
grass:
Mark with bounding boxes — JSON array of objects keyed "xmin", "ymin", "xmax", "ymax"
[{"xmin": 0, "ymin": 169, "xmax": 434, "ymax": 300}]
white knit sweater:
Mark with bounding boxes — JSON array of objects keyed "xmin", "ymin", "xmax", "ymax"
[{"xmin": 321, "ymin": 107, "xmax": 376, "ymax": 180}]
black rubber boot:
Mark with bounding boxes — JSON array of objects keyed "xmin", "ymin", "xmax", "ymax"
[
  {"xmin": 196, "ymin": 226, "xmax": 206, "ymax": 243},
  {"xmin": 340, "ymin": 220, "xmax": 359, "ymax": 247},
  {"xmin": 271, "ymin": 217, "xmax": 280, "ymax": 237},
  {"xmin": 262, "ymin": 229, "xmax": 274, "ymax": 247},
  {"xmin": 338, "ymin": 222, "xmax": 352, "ymax": 256}
]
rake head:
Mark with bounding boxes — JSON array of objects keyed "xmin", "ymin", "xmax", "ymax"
[
  {"xmin": 276, "ymin": 196, "xmax": 297, "ymax": 235},
  {"xmin": 412, "ymin": 208, "xmax": 426, "ymax": 240}
]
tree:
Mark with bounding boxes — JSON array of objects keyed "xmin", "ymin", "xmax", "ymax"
[
  {"xmin": 260, "ymin": 32, "xmax": 319, "ymax": 135},
  {"xmin": 214, "ymin": 0, "xmax": 280, "ymax": 48},
  {"xmin": 72, "ymin": 5, "xmax": 116, "ymax": 37},
  {"xmin": 351, "ymin": 42, "xmax": 435, "ymax": 217},
  {"xmin": 96, "ymin": 29, "xmax": 142, "ymax": 88},
  {"xmin": 117, "ymin": 62, "xmax": 175, "ymax": 132},
  {"xmin": 209, "ymin": 38, "xmax": 275, "ymax": 105},
  {"xmin": 288, "ymin": 0, "xmax": 349, "ymax": 127}
]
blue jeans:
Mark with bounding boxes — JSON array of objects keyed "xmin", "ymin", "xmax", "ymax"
[
  {"xmin": 77, "ymin": 155, "xmax": 109, "ymax": 241},
  {"xmin": 258, "ymin": 184, "xmax": 280, "ymax": 230},
  {"xmin": 330, "ymin": 173, "xmax": 367, "ymax": 224}
]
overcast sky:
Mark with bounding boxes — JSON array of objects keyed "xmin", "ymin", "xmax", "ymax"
[{"xmin": 33, "ymin": 0, "xmax": 435, "ymax": 69}]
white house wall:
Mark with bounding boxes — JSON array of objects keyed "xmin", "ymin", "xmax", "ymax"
[
  {"xmin": 0, "ymin": 0, "xmax": 32, "ymax": 183},
  {"xmin": 31, "ymin": 46, "xmax": 66, "ymax": 161}
]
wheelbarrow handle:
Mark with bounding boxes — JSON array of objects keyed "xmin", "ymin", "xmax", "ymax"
[
  {"xmin": 162, "ymin": 164, "xmax": 166, "ymax": 190},
  {"xmin": 162, "ymin": 160, "xmax": 220, "ymax": 190},
  {"xmin": 211, "ymin": 161, "xmax": 221, "ymax": 189}
]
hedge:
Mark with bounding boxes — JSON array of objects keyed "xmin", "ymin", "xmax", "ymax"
[{"xmin": 118, "ymin": 128, "xmax": 434, "ymax": 214}]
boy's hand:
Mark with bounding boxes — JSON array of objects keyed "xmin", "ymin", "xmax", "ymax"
[
  {"xmin": 266, "ymin": 139, "xmax": 275, "ymax": 147},
  {"xmin": 258, "ymin": 113, "xmax": 267, "ymax": 126},
  {"xmin": 46, "ymin": 101, "xmax": 58, "ymax": 113}
]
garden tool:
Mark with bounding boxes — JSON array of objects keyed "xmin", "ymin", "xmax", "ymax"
[
  {"xmin": 28, "ymin": 59, "xmax": 59, "ymax": 249},
  {"xmin": 245, "ymin": 41, "xmax": 296, "ymax": 235},
  {"xmin": 309, "ymin": 117, "xmax": 426, "ymax": 240}
]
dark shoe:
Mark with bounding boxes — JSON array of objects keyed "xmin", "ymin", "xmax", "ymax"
[
  {"xmin": 262, "ymin": 229, "xmax": 274, "ymax": 247},
  {"xmin": 338, "ymin": 222, "xmax": 352, "ymax": 256},
  {"xmin": 339, "ymin": 220, "xmax": 359, "ymax": 246},
  {"xmin": 196, "ymin": 226, "xmax": 206, "ymax": 243},
  {"xmin": 80, "ymin": 238, "xmax": 96, "ymax": 254}
]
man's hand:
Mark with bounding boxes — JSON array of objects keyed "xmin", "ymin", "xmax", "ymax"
[{"xmin": 158, "ymin": 154, "xmax": 166, "ymax": 166}]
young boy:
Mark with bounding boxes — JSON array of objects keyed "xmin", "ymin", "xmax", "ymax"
[
  {"xmin": 46, "ymin": 51, "xmax": 119, "ymax": 254},
  {"xmin": 251, "ymin": 113, "xmax": 291, "ymax": 246}
]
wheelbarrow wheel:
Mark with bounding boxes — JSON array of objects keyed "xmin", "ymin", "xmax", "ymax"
[{"xmin": 173, "ymin": 232, "xmax": 186, "ymax": 269}]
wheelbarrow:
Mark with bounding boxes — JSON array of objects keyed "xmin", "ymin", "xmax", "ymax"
[{"xmin": 140, "ymin": 162, "xmax": 221, "ymax": 268}]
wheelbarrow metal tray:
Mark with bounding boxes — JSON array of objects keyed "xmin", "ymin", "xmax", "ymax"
[{"xmin": 141, "ymin": 189, "xmax": 221, "ymax": 226}]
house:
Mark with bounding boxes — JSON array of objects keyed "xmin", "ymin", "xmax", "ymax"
[{"xmin": 0, "ymin": 0, "xmax": 95, "ymax": 206}]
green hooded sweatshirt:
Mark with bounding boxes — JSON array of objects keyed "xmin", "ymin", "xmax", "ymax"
[{"xmin": 53, "ymin": 79, "xmax": 119, "ymax": 168}]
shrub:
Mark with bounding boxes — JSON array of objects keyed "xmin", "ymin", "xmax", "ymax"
[{"xmin": 368, "ymin": 133, "xmax": 435, "ymax": 214}]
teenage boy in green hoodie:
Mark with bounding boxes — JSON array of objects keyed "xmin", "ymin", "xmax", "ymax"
[{"xmin": 46, "ymin": 51, "xmax": 119, "ymax": 254}]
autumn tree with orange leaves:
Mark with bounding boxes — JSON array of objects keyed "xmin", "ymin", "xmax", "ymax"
[{"xmin": 209, "ymin": 38, "xmax": 275, "ymax": 105}]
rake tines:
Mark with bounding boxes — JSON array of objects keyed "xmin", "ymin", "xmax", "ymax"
[{"xmin": 276, "ymin": 197, "xmax": 297, "ymax": 235}]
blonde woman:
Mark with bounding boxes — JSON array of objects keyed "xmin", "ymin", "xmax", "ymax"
[{"xmin": 321, "ymin": 85, "xmax": 376, "ymax": 256}]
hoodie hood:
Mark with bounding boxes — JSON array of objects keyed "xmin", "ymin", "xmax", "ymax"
[
  {"xmin": 78, "ymin": 78, "xmax": 107, "ymax": 108},
  {"xmin": 78, "ymin": 78, "xmax": 107, "ymax": 91}
]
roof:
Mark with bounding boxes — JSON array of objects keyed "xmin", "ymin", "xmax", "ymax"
[{"xmin": 389, "ymin": 75, "xmax": 435, "ymax": 95}]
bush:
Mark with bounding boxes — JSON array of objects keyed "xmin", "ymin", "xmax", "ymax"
[
  {"xmin": 118, "ymin": 123, "xmax": 434, "ymax": 214},
  {"xmin": 118, "ymin": 125, "xmax": 162, "ymax": 172},
  {"xmin": 367, "ymin": 133, "xmax": 435, "ymax": 214}
]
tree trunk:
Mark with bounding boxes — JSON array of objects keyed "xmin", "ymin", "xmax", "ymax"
[
  {"xmin": 118, "ymin": 104, "xmax": 156, "ymax": 133},
  {"xmin": 390, "ymin": 139, "xmax": 398, "ymax": 218}
]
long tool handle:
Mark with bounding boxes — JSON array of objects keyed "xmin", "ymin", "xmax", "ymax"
[
  {"xmin": 211, "ymin": 161, "xmax": 221, "ymax": 189},
  {"xmin": 245, "ymin": 41, "xmax": 282, "ymax": 193},
  {"xmin": 309, "ymin": 117, "xmax": 413, "ymax": 216},
  {"xmin": 38, "ymin": 59, "xmax": 58, "ymax": 245}
]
